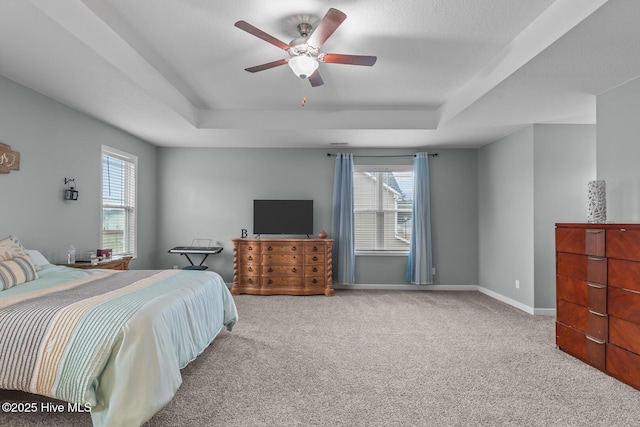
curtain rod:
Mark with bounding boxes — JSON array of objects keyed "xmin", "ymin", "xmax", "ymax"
[{"xmin": 326, "ymin": 153, "xmax": 438, "ymax": 158}]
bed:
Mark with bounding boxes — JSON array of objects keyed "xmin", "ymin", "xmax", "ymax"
[{"xmin": 0, "ymin": 240, "xmax": 238, "ymax": 427}]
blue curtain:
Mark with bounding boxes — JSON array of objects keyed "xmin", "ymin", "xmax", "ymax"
[
  {"xmin": 406, "ymin": 152, "xmax": 433, "ymax": 284},
  {"xmin": 332, "ymin": 153, "xmax": 355, "ymax": 284}
]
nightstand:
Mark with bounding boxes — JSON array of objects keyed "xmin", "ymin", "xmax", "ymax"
[{"xmin": 61, "ymin": 256, "xmax": 132, "ymax": 270}]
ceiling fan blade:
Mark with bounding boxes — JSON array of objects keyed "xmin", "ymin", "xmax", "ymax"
[
  {"xmin": 244, "ymin": 59, "xmax": 288, "ymax": 73},
  {"xmin": 306, "ymin": 8, "xmax": 347, "ymax": 48},
  {"xmin": 308, "ymin": 70, "xmax": 324, "ymax": 87},
  {"xmin": 320, "ymin": 53, "xmax": 377, "ymax": 66},
  {"xmin": 234, "ymin": 21, "xmax": 290, "ymax": 51}
]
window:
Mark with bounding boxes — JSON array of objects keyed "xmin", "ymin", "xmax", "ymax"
[
  {"xmin": 101, "ymin": 146, "xmax": 137, "ymax": 257},
  {"xmin": 353, "ymin": 165, "xmax": 413, "ymax": 254}
]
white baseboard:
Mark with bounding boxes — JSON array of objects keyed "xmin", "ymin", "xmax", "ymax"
[
  {"xmin": 333, "ymin": 283, "xmax": 478, "ymax": 291},
  {"xmin": 333, "ymin": 283, "xmax": 556, "ymax": 317}
]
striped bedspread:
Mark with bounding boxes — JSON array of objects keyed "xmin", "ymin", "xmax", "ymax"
[{"xmin": 0, "ymin": 265, "xmax": 238, "ymax": 426}]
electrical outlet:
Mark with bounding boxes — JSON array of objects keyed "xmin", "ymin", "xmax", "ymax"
[
  {"xmin": 515, "ymin": 279, "xmax": 520, "ymax": 289},
  {"xmin": 432, "ymin": 267, "xmax": 436, "ymax": 275}
]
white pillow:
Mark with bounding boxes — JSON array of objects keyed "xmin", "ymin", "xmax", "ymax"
[{"xmin": 26, "ymin": 249, "xmax": 50, "ymax": 267}]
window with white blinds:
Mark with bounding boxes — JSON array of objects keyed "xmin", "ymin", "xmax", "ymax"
[
  {"xmin": 101, "ymin": 146, "xmax": 137, "ymax": 257},
  {"xmin": 353, "ymin": 165, "xmax": 413, "ymax": 254}
]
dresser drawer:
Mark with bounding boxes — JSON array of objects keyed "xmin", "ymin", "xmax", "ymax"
[
  {"xmin": 238, "ymin": 275, "xmax": 260, "ymax": 287},
  {"xmin": 585, "ymin": 229, "xmax": 605, "ymax": 257},
  {"xmin": 261, "ymin": 265, "xmax": 302, "ymax": 276},
  {"xmin": 262, "ymin": 254, "xmax": 302, "ymax": 265},
  {"xmin": 608, "ymin": 287, "xmax": 640, "ymax": 324},
  {"xmin": 585, "ymin": 335, "xmax": 606, "ymax": 370},
  {"xmin": 240, "ymin": 264, "xmax": 260, "ymax": 275},
  {"xmin": 305, "ymin": 253, "xmax": 325, "ymax": 264},
  {"xmin": 557, "ymin": 276, "xmax": 587, "ymax": 306},
  {"xmin": 239, "ymin": 243, "xmax": 260, "ymax": 253},
  {"xmin": 609, "ymin": 315, "xmax": 640, "ymax": 355},
  {"xmin": 305, "ymin": 265, "xmax": 325, "ymax": 275},
  {"xmin": 556, "ymin": 228, "xmax": 586, "ymax": 254},
  {"xmin": 588, "ymin": 310, "xmax": 608, "ymax": 341},
  {"xmin": 262, "ymin": 243, "xmax": 301, "ymax": 253},
  {"xmin": 557, "ymin": 253, "xmax": 587, "ymax": 280},
  {"xmin": 587, "ymin": 282, "xmax": 606, "ymax": 313},
  {"xmin": 556, "ymin": 322, "xmax": 586, "ymax": 360},
  {"xmin": 557, "ymin": 299, "xmax": 588, "ymax": 332},
  {"xmin": 587, "ymin": 257, "xmax": 607, "ymax": 285},
  {"xmin": 239, "ymin": 253, "xmax": 261, "ymax": 263},
  {"xmin": 607, "ymin": 344, "xmax": 640, "ymax": 390},
  {"xmin": 607, "ymin": 229, "xmax": 640, "ymax": 261},
  {"xmin": 608, "ymin": 258, "xmax": 640, "ymax": 292},
  {"xmin": 304, "ymin": 243, "xmax": 325, "ymax": 253},
  {"xmin": 305, "ymin": 276, "xmax": 326, "ymax": 287},
  {"xmin": 262, "ymin": 276, "xmax": 303, "ymax": 287}
]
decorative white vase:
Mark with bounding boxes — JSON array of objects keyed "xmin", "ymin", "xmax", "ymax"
[{"xmin": 587, "ymin": 180, "xmax": 606, "ymax": 223}]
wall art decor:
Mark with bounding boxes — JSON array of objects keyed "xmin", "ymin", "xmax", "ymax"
[
  {"xmin": 0, "ymin": 142, "xmax": 20, "ymax": 174},
  {"xmin": 587, "ymin": 180, "xmax": 606, "ymax": 223}
]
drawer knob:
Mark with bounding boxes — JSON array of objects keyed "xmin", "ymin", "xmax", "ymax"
[
  {"xmin": 268, "ymin": 279, "xmax": 273, "ymax": 284},
  {"xmin": 247, "ymin": 256, "xmax": 253, "ymax": 261},
  {"xmin": 248, "ymin": 267, "xmax": 253, "ymax": 272},
  {"xmin": 268, "ymin": 267, "xmax": 273, "ymax": 272},
  {"xmin": 312, "ymin": 278, "xmax": 318, "ymax": 284},
  {"xmin": 313, "ymin": 246, "xmax": 318, "ymax": 251},
  {"xmin": 248, "ymin": 246, "xmax": 253, "ymax": 251},
  {"xmin": 248, "ymin": 278, "xmax": 253, "ymax": 284},
  {"xmin": 313, "ymin": 267, "xmax": 318, "ymax": 272},
  {"xmin": 292, "ymin": 246, "xmax": 297, "ymax": 251},
  {"xmin": 292, "ymin": 268, "xmax": 297, "ymax": 273},
  {"xmin": 267, "ymin": 246, "xmax": 272, "ymax": 251},
  {"xmin": 312, "ymin": 256, "xmax": 318, "ymax": 261}
]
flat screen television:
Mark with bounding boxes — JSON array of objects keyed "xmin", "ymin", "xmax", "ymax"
[{"xmin": 253, "ymin": 199, "xmax": 313, "ymax": 236}]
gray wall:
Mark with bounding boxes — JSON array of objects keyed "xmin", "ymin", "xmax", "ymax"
[
  {"xmin": 156, "ymin": 147, "xmax": 479, "ymax": 286},
  {"xmin": 533, "ymin": 124, "xmax": 596, "ymax": 309},
  {"xmin": 478, "ymin": 127, "xmax": 535, "ymax": 307},
  {"xmin": 597, "ymin": 75, "xmax": 640, "ymax": 221},
  {"xmin": 0, "ymin": 74, "xmax": 158, "ymax": 268},
  {"xmin": 478, "ymin": 124, "xmax": 596, "ymax": 312}
]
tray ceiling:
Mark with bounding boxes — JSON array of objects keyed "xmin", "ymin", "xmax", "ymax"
[{"xmin": 0, "ymin": 0, "xmax": 638, "ymax": 148}]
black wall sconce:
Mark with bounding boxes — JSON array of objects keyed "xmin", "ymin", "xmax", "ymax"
[{"xmin": 64, "ymin": 177, "xmax": 79, "ymax": 201}]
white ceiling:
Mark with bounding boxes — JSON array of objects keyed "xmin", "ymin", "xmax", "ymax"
[{"xmin": 0, "ymin": 0, "xmax": 639, "ymax": 149}]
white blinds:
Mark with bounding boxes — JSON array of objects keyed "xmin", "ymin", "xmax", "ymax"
[
  {"xmin": 101, "ymin": 146, "xmax": 137, "ymax": 257},
  {"xmin": 353, "ymin": 167, "xmax": 413, "ymax": 252}
]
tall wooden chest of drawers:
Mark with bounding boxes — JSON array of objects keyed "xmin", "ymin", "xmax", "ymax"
[
  {"xmin": 231, "ymin": 238, "xmax": 334, "ymax": 296},
  {"xmin": 556, "ymin": 223, "xmax": 640, "ymax": 390}
]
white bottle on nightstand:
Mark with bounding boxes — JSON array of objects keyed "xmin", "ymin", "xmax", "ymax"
[{"xmin": 67, "ymin": 245, "xmax": 76, "ymax": 264}]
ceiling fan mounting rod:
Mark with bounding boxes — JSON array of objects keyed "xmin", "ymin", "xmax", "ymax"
[{"xmin": 297, "ymin": 23, "xmax": 312, "ymax": 38}]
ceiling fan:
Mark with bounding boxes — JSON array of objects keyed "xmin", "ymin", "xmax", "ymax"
[{"xmin": 234, "ymin": 8, "xmax": 377, "ymax": 87}]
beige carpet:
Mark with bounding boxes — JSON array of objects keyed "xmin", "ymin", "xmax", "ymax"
[{"xmin": 3, "ymin": 290, "xmax": 640, "ymax": 426}]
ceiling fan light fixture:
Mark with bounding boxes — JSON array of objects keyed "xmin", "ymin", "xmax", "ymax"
[{"xmin": 288, "ymin": 55, "xmax": 319, "ymax": 79}]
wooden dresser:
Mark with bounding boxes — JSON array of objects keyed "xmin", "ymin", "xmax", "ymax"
[
  {"xmin": 556, "ymin": 223, "xmax": 640, "ymax": 390},
  {"xmin": 231, "ymin": 238, "xmax": 334, "ymax": 296}
]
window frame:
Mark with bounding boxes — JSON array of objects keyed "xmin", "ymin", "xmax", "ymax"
[
  {"xmin": 353, "ymin": 164, "xmax": 413, "ymax": 256},
  {"xmin": 100, "ymin": 145, "xmax": 138, "ymax": 258}
]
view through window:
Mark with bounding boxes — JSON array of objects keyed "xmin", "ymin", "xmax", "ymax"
[
  {"xmin": 353, "ymin": 166, "xmax": 413, "ymax": 253},
  {"xmin": 101, "ymin": 146, "xmax": 137, "ymax": 257}
]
